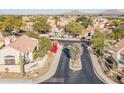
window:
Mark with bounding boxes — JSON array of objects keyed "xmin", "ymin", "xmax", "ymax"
[{"xmin": 4, "ymin": 55, "xmax": 15, "ymax": 65}]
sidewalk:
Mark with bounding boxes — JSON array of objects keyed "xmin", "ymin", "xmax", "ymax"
[
  {"xmin": 89, "ymin": 51, "xmax": 117, "ymax": 84},
  {"xmin": 0, "ymin": 45, "xmax": 63, "ymax": 84},
  {"xmin": 0, "ymin": 78, "xmax": 32, "ymax": 84},
  {"xmin": 33, "ymin": 45, "xmax": 62, "ymax": 83}
]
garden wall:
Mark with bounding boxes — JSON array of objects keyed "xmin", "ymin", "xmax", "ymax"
[
  {"xmin": 24, "ymin": 55, "xmax": 48, "ymax": 72},
  {"xmin": 0, "ymin": 55, "xmax": 48, "ymax": 73},
  {"xmin": 0, "ymin": 65, "xmax": 20, "ymax": 73}
]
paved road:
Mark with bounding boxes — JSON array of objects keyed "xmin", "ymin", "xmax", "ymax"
[{"xmin": 41, "ymin": 41, "xmax": 104, "ymax": 84}]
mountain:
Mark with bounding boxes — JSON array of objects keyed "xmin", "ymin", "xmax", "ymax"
[
  {"xmin": 69, "ymin": 10, "xmax": 82, "ymax": 15},
  {"xmin": 101, "ymin": 9, "xmax": 123, "ymax": 15},
  {"xmin": 64, "ymin": 10, "xmax": 82, "ymax": 16}
]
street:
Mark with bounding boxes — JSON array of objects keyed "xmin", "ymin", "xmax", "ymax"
[{"xmin": 41, "ymin": 40, "xmax": 104, "ymax": 84}]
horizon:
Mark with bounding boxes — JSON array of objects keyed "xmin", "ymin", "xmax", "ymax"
[{"xmin": 0, "ymin": 9, "xmax": 124, "ymax": 15}]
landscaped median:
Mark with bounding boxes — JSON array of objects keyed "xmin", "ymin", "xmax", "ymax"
[
  {"xmin": 0, "ymin": 45, "xmax": 63, "ymax": 83},
  {"xmin": 68, "ymin": 43, "xmax": 83, "ymax": 71},
  {"xmin": 69, "ymin": 58, "xmax": 82, "ymax": 71}
]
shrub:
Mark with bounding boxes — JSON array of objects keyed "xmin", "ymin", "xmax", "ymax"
[
  {"xmin": 33, "ymin": 51, "xmax": 40, "ymax": 60},
  {"xmin": 38, "ymin": 37, "xmax": 52, "ymax": 57},
  {"xmin": 5, "ymin": 68, "xmax": 9, "ymax": 73},
  {"xmin": 1, "ymin": 30, "xmax": 11, "ymax": 37},
  {"xmin": 33, "ymin": 37, "xmax": 52, "ymax": 60},
  {"xmin": 0, "ymin": 44, "xmax": 5, "ymax": 49},
  {"xmin": 26, "ymin": 31, "xmax": 39, "ymax": 39}
]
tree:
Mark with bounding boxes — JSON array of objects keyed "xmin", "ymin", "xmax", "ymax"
[
  {"xmin": 0, "ymin": 15, "xmax": 23, "ymax": 36},
  {"xmin": 77, "ymin": 16, "xmax": 87, "ymax": 22},
  {"xmin": 33, "ymin": 37, "xmax": 52, "ymax": 60},
  {"xmin": 108, "ymin": 19, "xmax": 121, "ymax": 27},
  {"xmin": 53, "ymin": 16, "xmax": 60, "ymax": 26},
  {"xmin": 69, "ymin": 43, "xmax": 83, "ymax": 64},
  {"xmin": 26, "ymin": 31, "xmax": 39, "ymax": 39},
  {"xmin": 109, "ymin": 25, "xmax": 124, "ymax": 40},
  {"xmin": 65, "ymin": 21, "xmax": 84, "ymax": 36},
  {"xmin": 19, "ymin": 54, "xmax": 25, "ymax": 76},
  {"xmin": 91, "ymin": 31, "xmax": 110, "ymax": 52},
  {"xmin": 33, "ymin": 16, "xmax": 50, "ymax": 33},
  {"xmin": 114, "ymin": 25, "xmax": 124, "ymax": 39},
  {"xmin": 33, "ymin": 50, "xmax": 40, "ymax": 60},
  {"xmin": 77, "ymin": 16, "xmax": 93, "ymax": 28},
  {"xmin": 0, "ymin": 15, "xmax": 23, "ymax": 31}
]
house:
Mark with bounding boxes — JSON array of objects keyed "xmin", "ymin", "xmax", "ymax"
[
  {"xmin": 93, "ymin": 17, "xmax": 108, "ymax": 29},
  {"xmin": 84, "ymin": 26, "xmax": 94, "ymax": 39},
  {"xmin": 0, "ymin": 35, "xmax": 38, "ymax": 65},
  {"xmin": 57, "ymin": 17, "xmax": 70, "ymax": 27},
  {"xmin": 21, "ymin": 16, "xmax": 34, "ymax": 31},
  {"xmin": 47, "ymin": 17, "xmax": 56, "ymax": 29},
  {"xmin": 112, "ymin": 39, "xmax": 124, "ymax": 66}
]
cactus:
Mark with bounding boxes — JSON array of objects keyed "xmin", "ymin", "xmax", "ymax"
[{"xmin": 19, "ymin": 53, "xmax": 25, "ymax": 76}]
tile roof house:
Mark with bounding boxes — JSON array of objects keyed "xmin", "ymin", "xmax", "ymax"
[
  {"xmin": 47, "ymin": 18, "xmax": 56, "ymax": 29},
  {"xmin": 112, "ymin": 39, "xmax": 124, "ymax": 66},
  {"xmin": 112, "ymin": 39, "xmax": 124, "ymax": 52},
  {"xmin": 9, "ymin": 35, "xmax": 38, "ymax": 54},
  {"xmin": 0, "ymin": 35, "xmax": 38, "ymax": 65},
  {"xmin": 84, "ymin": 26, "xmax": 94, "ymax": 39},
  {"xmin": 22, "ymin": 16, "xmax": 34, "ymax": 31},
  {"xmin": 57, "ymin": 17, "xmax": 70, "ymax": 27},
  {"xmin": 85, "ymin": 26, "xmax": 94, "ymax": 33}
]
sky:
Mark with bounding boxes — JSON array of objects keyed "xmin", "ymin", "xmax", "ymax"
[{"xmin": 0, "ymin": 9, "xmax": 124, "ymax": 15}]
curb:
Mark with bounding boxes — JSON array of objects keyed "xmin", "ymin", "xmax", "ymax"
[
  {"xmin": 90, "ymin": 52, "xmax": 117, "ymax": 84},
  {"xmin": 32, "ymin": 46, "xmax": 63, "ymax": 83},
  {"xmin": 50, "ymin": 38, "xmax": 81, "ymax": 41},
  {"xmin": 93, "ymin": 66, "xmax": 109, "ymax": 84},
  {"xmin": 0, "ymin": 79, "xmax": 32, "ymax": 84}
]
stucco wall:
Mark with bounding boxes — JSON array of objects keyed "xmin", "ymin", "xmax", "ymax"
[
  {"xmin": 0, "ymin": 55, "xmax": 48, "ymax": 73},
  {"xmin": 0, "ymin": 65, "xmax": 20, "ymax": 73},
  {"xmin": 25, "ymin": 55, "xmax": 48, "ymax": 72},
  {"xmin": 0, "ymin": 47, "xmax": 20, "ymax": 64}
]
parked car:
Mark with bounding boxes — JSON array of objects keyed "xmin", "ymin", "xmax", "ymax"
[
  {"xmin": 63, "ymin": 48, "xmax": 70, "ymax": 58},
  {"xmin": 11, "ymin": 31, "xmax": 21, "ymax": 36},
  {"xmin": 49, "ymin": 35, "xmax": 54, "ymax": 38}
]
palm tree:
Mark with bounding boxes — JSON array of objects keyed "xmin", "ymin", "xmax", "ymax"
[
  {"xmin": 91, "ymin": 30, "xmax": 112, "ymax": 54},
  {"xmin": 69, "ymin": 43, "xmax": 83, "ymax": 66},
  {"xmin": 19, "ymin": 53, "xmax": 25, "ymax": 77}
]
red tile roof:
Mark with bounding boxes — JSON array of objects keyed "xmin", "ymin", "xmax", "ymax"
[
  {"xmin": 85, "ymin": 26, "xmax": 94, "ymax": 33},
  {"xmin": 112, "ymin": 39, "xmax": 124, "ymax": 52},
  {"xmin": 9, "ymin": 35, "xmax": 38, "ymax": 54}
]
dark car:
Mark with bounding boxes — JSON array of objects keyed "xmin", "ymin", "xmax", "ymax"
[
  {"xmin": 11, "ymin": 31, "xmax": 21, "ymax": 36},
  {"xmin": 80, "ymin": 37, "xmax": 85, "ymax": 41},
  {"xmin": 63, "ymin": 48, "xmax": 70, "ymax": 58}
]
